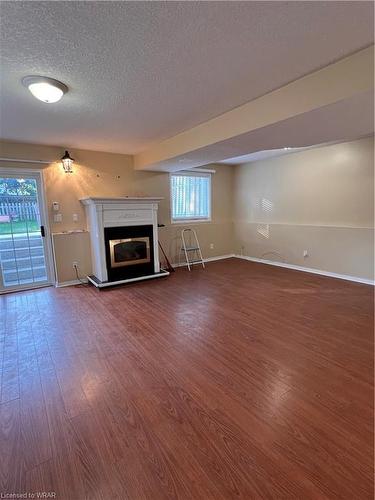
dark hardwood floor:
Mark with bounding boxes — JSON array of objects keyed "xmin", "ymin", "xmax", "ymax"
[{"xmin": 0, "ymin": 258, "xmax": 373, "ymax": 499}]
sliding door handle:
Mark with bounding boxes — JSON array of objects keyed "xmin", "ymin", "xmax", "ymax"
[{"xmin": 40, "ymin": 225, "xmax": 45, "ymax": 237}]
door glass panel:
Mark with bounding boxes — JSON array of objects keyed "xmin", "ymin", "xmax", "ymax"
[{"xmin": 0, "ymin": 177, "xmax": 48, "ymax": 288}]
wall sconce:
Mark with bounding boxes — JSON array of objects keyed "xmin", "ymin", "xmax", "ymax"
[{"xmin": 61, "ymin": 150, "xmax": 74, "ymax": 173}]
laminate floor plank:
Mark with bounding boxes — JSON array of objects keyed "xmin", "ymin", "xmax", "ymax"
[
  {"xmin": 18, "ymin": 332, "xmax": 52, "ymax": 471},
  {"xmin": 0, "ymin": 399, "xmax": 26, "ymax": 493}
]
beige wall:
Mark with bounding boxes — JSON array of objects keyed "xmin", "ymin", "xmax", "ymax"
[
  {"xmin": 0, "ymin": 141, "xmax": 234, "ymax": 283},
  {"xmin": 52, "ymin": 232, "xmax": 92, "ymax": 285},
  {"xmin": 233, "ymin": 137, "xmax": 374, "ymax": 280}
]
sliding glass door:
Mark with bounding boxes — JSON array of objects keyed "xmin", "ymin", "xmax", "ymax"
[{"xmin": 0, "ymin": 169, "xmax": 53, "ymax": 293}]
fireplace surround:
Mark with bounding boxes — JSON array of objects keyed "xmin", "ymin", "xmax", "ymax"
[{"xmin": 80, "ymin": 197, "xmax": 168, "ymax": 287}]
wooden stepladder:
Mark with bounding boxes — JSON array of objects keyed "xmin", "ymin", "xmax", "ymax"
[{"xmin": 180, "ymin": 228, "xmax": 205, "ymax": 271}]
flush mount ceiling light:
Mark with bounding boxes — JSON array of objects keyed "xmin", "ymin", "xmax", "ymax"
[
  {"xmin": 61, "ymin": 150, "xmax": 74, "ymax": 173},
  {"xmin": 22, "ymin": 76, "xmax": 68, "ymax": 103}
]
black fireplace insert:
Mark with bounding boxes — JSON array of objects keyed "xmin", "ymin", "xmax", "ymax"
[{"xmin": 104, "ymin": 225, "xmax": 154, "ymax": 281}]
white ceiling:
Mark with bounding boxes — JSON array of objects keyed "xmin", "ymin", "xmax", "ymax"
[
  {"xmin": 220, "ymin": 147, "xmax": 313, "ymax": 165},
  {"xmin": 0, "ymin": 1, "xmax": 374, "ymax": 155}
]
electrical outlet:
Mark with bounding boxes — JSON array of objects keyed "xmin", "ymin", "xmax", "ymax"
[
  {"xmin": 210, "ymin": 243, "xmax": 214, "ymax": 250},
  {"xmin": 53, "ymin": 213, "xmax": 62, "ymax": 223},
  {"xmin": 303, "ymin": 250, "xmax": 309, "ymax": 258},
  {"xmin": 72, "ymin": 261, "xmax": 78, "ymax": 269},
  {"xmin": 72, "ymin": 213, "xmax": 78, "ymax": 222}
]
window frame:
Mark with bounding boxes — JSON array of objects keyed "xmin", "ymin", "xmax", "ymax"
[{"xmin": 169, "ymin": 171, "xmax": 212, "ymax": 224}]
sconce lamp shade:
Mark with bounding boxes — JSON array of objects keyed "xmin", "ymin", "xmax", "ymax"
[{"xmin": 61, "ymin": 150, "xmax": 74, "ymax": 173}]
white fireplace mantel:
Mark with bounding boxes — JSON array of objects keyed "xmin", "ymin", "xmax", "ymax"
[{"xmin": 80, "ymin": 197, "xmax": 166, "ymax": 286}]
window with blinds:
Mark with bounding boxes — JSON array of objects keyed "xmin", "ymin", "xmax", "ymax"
[{"xmin": 170, "ymin": 172, "xmax": 211, "ymax": 222}]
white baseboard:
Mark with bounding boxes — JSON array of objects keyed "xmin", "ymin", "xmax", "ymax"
[
  {"xmin": 172, "ymin": 253, "xmax": 235, "ymax": 268},
  {"xmin": 234, "ymin": 254, "xmax": 374, "ymax": 286},
  {"xmin": 55, "ymin": 278, "xmax": 88, "ymax": 288}
]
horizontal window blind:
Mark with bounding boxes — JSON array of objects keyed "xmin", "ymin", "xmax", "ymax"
[{"xmin": 171, "ymin": 173, "xmax": 211, "ymax": 221}]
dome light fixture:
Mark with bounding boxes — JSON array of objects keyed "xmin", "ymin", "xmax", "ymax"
[
  {"xmin": 61, "ymin": 150, "xmax": 74, "ymax": 173},
  {"xmin": 22, "ymin": 76, "xmax": 68, "ymax": 103}
]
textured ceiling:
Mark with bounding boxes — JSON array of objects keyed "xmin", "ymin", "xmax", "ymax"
[{"xmin": 0, "ymin": 1, "xmax": 374, "ymax": 154}]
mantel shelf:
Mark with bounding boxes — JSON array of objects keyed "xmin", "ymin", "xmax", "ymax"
[{"xmin": 80, "ymin": 197, "xmax": 163, "ymax": 205}]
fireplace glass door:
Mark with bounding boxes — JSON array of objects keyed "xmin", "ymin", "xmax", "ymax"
[{"xmin": 109, "ymin": 237, "xmax": 150, "ymax": 268}]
